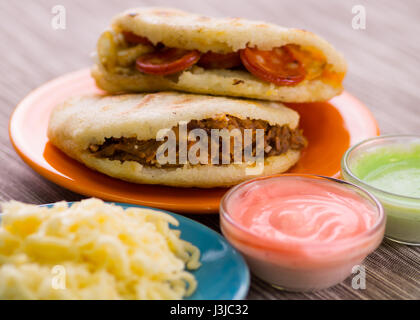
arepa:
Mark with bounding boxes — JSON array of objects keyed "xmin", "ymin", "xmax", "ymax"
[
  {"xmin": 48, "ymin": 92, "xmax": 307, "ymax": 188},
  {"xmin": 92, "ymin": 7, "xmax": 346, "ymax": 102}
]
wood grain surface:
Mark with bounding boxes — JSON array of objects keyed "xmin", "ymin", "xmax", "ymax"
[{"xmin": 0, "ymin": 0, "xmax": 419, "ymax": 300}]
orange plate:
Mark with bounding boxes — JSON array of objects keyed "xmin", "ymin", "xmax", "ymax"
[{"xmin": 9, "ymin": 69, "xmax": 379, "ymax": 214}]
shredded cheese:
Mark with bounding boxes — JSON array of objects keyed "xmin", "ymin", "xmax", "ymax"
[{"xmin": 0, "ymin": 199, "xmax": 200, "ymax": 300}]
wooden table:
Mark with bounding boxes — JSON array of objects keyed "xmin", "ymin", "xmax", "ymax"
[{"xmin": 0, "ymin": 0, "xmax": 419, "ymax": 300}]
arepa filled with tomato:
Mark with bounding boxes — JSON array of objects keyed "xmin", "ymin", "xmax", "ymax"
[{"xmin": 92, "ymin": 7, "xmax": 347, "ymax": 103}]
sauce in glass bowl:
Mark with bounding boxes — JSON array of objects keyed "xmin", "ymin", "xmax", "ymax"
[
  {"xmin": 342, "ymin": 135, "xmax": 420, "ymax": 245},
  {"xmin": 220, "ymin": 174, "xmax": 385, "ymax": 292}
]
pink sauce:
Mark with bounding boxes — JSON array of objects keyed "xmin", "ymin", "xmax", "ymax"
[
  {"xmin": 221, "ymin": 175, "xmax": 385, "ymax": 291},
  {"xmin": 226, "ymin": 176, "xmax": 379, "ymax": 245}
]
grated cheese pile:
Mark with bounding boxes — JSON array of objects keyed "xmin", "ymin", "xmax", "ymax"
[{"xmin": 0, "ymin": 198, "xmax": 200, "ymax": 300}]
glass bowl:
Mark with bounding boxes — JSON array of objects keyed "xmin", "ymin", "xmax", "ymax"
[
  {"xmin": 220, "ymin": 174, "xmax": 385, "ymax": 292},
  {"xmin": 341, "ymin": 134, "xmax": 420, "ymax": 245}
]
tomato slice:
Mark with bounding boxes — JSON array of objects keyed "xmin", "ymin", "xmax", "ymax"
[
  {"xmin": 197, "ymin": 51, "xmax": 241, "ymax": 69},
  {"xmin": 136, "ymin": 48, "xmax": 201, "ymax": 76},
  {"xmin": 239, "ymin": 46, "xmax": 306, "ymax": 86},
  {"xmin": 122, "ymin": 31, "xmax": 153, "ymax": 46}
]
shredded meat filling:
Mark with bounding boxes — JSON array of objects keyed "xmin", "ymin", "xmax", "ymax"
[{"xmin": 89, "ymin": 115, "xmax": 307, "ymax": 168}]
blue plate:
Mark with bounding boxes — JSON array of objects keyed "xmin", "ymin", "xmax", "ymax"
[{"xmin": 38, "ymin": 202, "xmax": 250, "ymax": 300}]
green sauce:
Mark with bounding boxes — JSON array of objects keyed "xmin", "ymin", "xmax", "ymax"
[
  {"xmin": 343, "ymin": 140, "xmax": 420, "ymax": 245},
  {"xmin": 352, "ymin": 145, "xmax": 420, "ymax": 198}
]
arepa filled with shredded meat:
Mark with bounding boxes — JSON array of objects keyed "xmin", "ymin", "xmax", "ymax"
[{"xmin": 48, "ymin": 92, "xmax": 307, "ymax": 188}]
